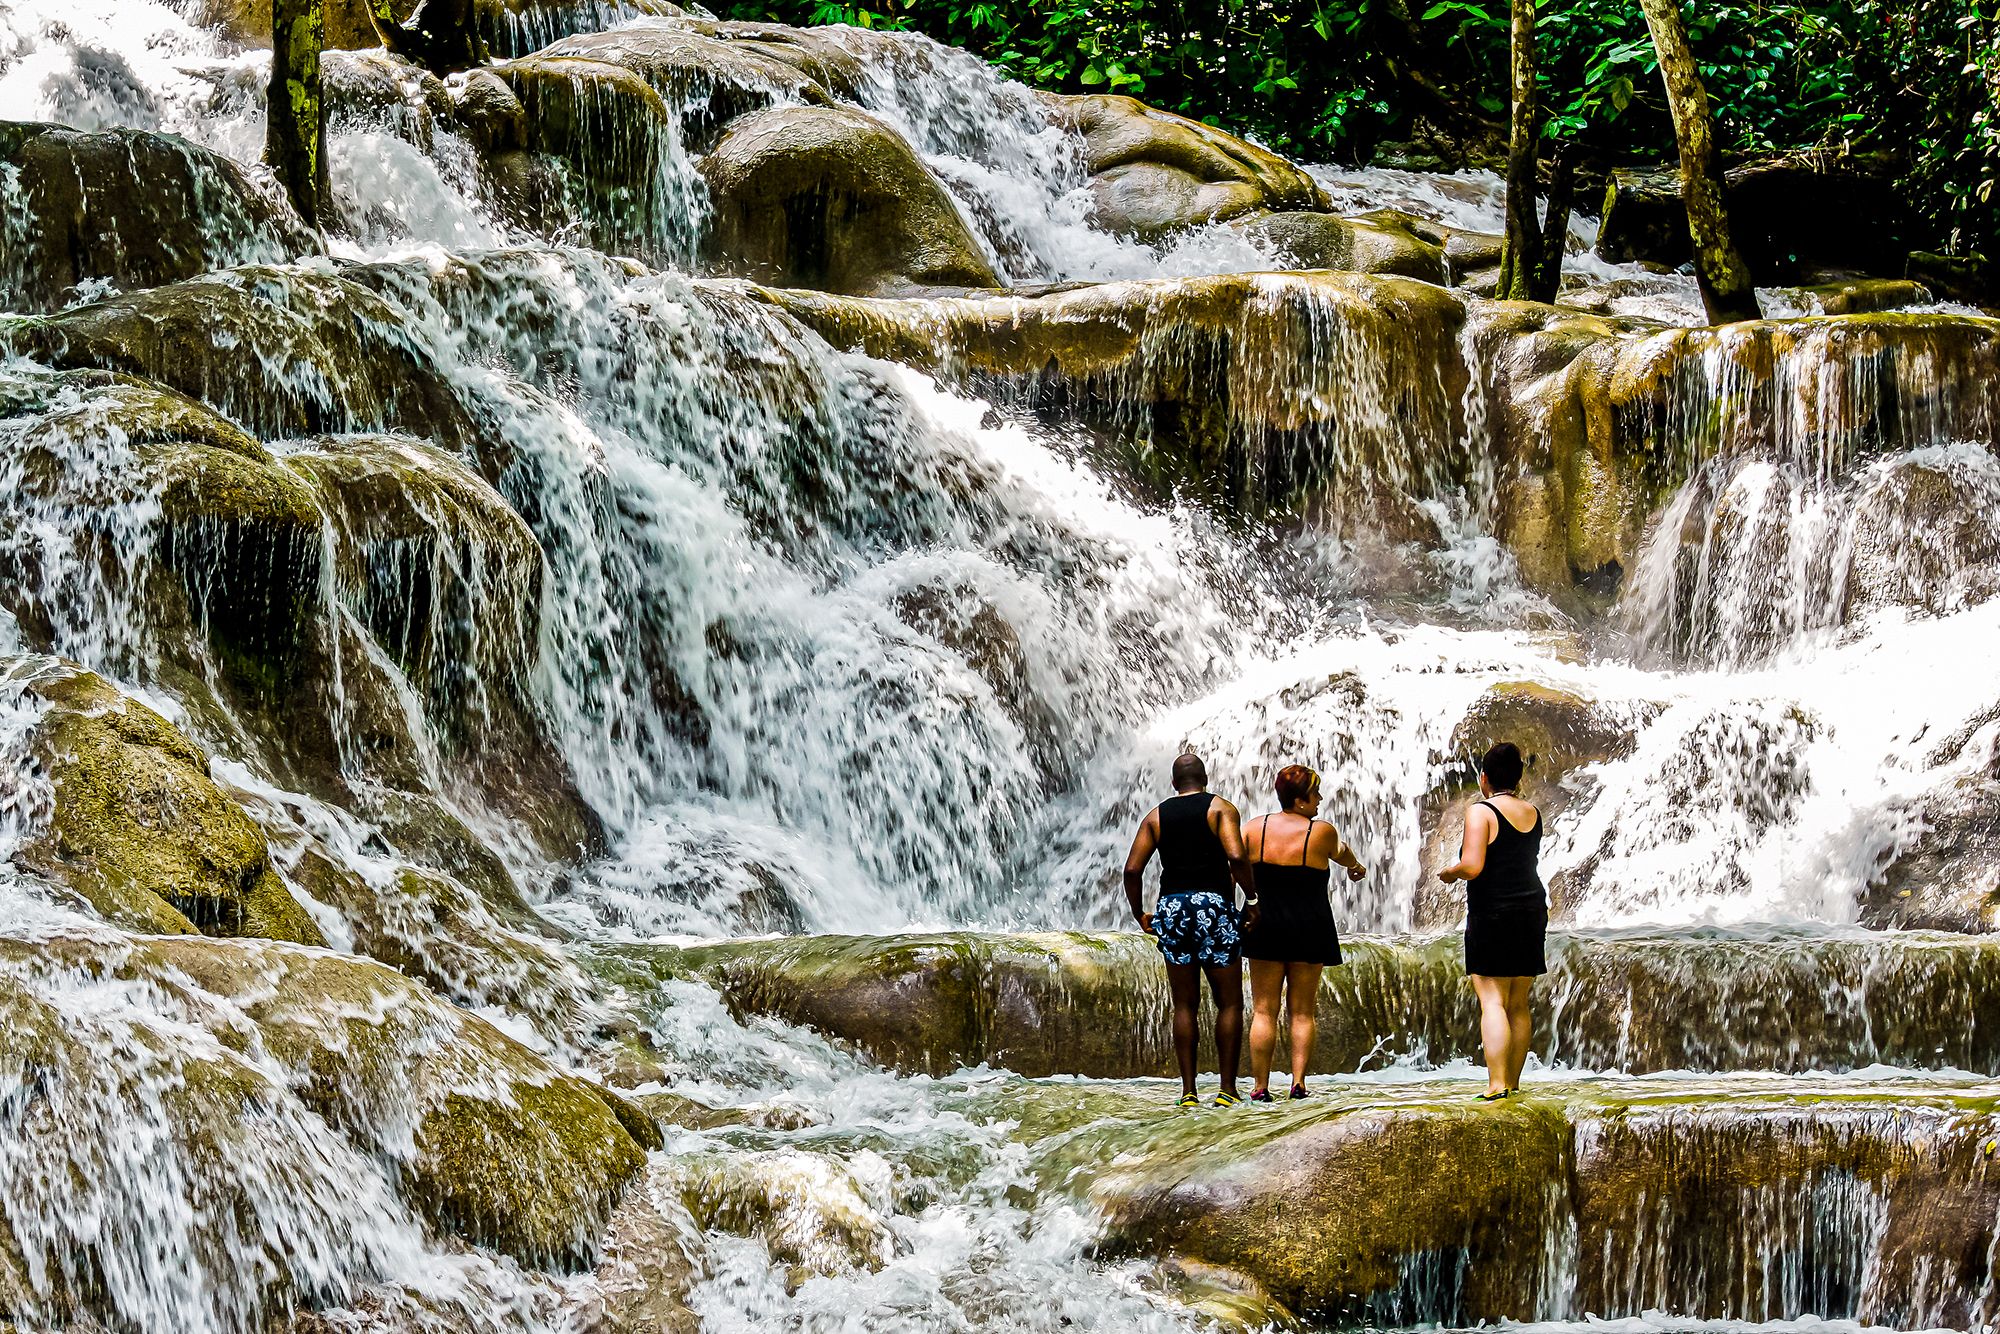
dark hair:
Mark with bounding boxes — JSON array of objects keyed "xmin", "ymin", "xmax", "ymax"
[
  {"xmin": 1481, "ymin": 742, "xmax": 1525, "ymax": 792},
  {"xmin": 1274, "ymin": 765, "xmax": 1319, "ymax": 807},
  {"xmin": 1171, "ymin": 752, "xmax": 1208, "ymax": 791}
]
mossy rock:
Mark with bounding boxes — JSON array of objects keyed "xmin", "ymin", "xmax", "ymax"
[
  {"xmin": 1075, "ymin": 1079, "xmax": 2000, "ymax": 1325},
  {"xmin": 755, "ymin": 269, "xmax": 1471, "ymax": 514},
  {"xmin": 193, "ymin": 0, "xmax": 684, "ymax": 55},
  {"xmin": 1084, "ymin": 1095, "xmax": 1574, "ymax": 1322},
  {"xmin": 1041, "ymin": 93, "xmax": 1329, "ymax": 241},
  {"xmin": 0, "ymin": 369, "xmax": 324, "ymax": 694},
  {"xmin": 1236, "ymin": 211, "xmax": 1449, "ymax": 285},
  {"xmin": 9, "ymin": 660, "xmax": 322, "ymax": 944},
  {"xmin": 132, "ymin": 936, "xmax": 648, "ymax": 1269},
  {"xmin": 534, "ymin": 21, "xmax": 835, "ymax": 145},
  {"xmin": 2, "ymin": 268, "xmax": 481, "ymax": 452},
  {"xmin": 698, "ymin": 105, "xmax": 999, "ymax": 296},
  {"xmin": 0, "ymin": 122, "xmax": 311, "ymax": 315},
  {"xmin": 1448, "ymin": 680, "xmax": 1634, "ymax": 780}
]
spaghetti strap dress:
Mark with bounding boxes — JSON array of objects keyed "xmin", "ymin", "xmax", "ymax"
[
  {"xmin": 1240, "ymin": 816, "xmax": 1342, "ymax": 966},
  {"xmin": 1463, "ymin": 800, "xmax": 1548, "ymax": 977}
]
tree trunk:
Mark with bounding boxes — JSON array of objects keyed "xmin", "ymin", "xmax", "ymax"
[
  {"xmin": 1496, "ymin": 0, "xmax": 1542, "ymax": 301},
  {"xmin": 1527, "ymin": 143, "xmax": 1574, "ymax": 303},
  {"xmin": 1637, "ymin": 0, "xmax": 1760, "ymax": 323},
  {"xmin": 266, "ymin": 0, "xmax": 327, "ymax": 230}
]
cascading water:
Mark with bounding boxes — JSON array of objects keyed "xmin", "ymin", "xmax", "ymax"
[{"xmin": 5, "ymin": 0, "xmax": 2000, "ymax": 1330}]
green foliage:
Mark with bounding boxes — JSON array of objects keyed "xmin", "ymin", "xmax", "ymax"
[{"xmin": 720, "ymin": 0, "xmax": 2000, "ymax": 255}]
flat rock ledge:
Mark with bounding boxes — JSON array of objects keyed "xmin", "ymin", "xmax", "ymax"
[
  {"xmin": 599, "ymin": 928, "xmax": 2000, "ymax": 1077},
  {"xmin": 1037, "ymin": 1075, "xmax": 2000, "ymax": 1327}
]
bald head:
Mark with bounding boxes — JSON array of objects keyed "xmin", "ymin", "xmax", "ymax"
[{"xmin": 1171, "ymin": 752, "xmax": 1208, "ymax": 793}]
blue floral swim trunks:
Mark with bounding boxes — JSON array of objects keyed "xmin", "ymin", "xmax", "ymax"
[{"xmin": 1152, "ymin": 891, "xmax": 1241, "ymax": 967}]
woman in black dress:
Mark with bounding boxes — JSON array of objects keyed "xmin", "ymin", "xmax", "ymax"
[
  {"xmin": 1438, "ymin": 742, "xmax": 1546, "ymax": 1101},
  {"xmin": 1240, "ymin": 765, "xmax": 1367, "ymax": 1101}
]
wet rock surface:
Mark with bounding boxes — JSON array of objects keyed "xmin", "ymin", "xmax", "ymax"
[
  {"xmin": 699, "ymin": 105, "xmax": 999, "ymax": 295},
  {"xmin": 1044, "ymin": 93, "xmax": 1330, "ymax": 240},
  {"xmin": 1066, "ymin": 1076, "xmax": 2000, "ymax": 1327},
  {"xmin": 0, "ymin": 123, "xmax": 313, "ymax": 314},
  {"xmin": 610, "ymin": 928, "xmax": 2000, "ymax": 1078},
  {"xmin": 8, "ymin": 659, "xmax": 322, "ymax": 943}
]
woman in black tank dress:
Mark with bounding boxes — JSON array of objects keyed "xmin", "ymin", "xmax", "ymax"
[
  {"xmin": 1241, "ymin": 765, "xmax": 1367, "ymax": 1101},
  {"xmin": 1438, "ymin": 742, "xmax": 1546, "ymax": 1101}
]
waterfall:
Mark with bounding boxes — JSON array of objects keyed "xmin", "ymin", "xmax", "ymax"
[{"xmin": 4, "ymin": 0, "xmax": 2000, "ymax": 1330}]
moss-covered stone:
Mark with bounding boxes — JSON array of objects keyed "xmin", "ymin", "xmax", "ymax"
[
  {"xmin": 1041, "ymin": 93, "xmax": 1329, "ymax": 240},
  {"xmin": 1235, "ymin": 210, "xmax": 1450, "ymax": 285},
  {"xmin": 699, "ymin": 105, "xmax": 999, "ymax": 296},
  {"xmin": 0, "ymin": 122, "xmax": 313, "ymax": 315},
  {"xmin": 194, "ymin": 0, "xmax": 684, "ymax": 56},
  {"xmin": 131, "ymin": 935, "xmax": 647, "ymax": 1269},
  {"xmin": 2, "ymin": 268, "xmax": 481, "ymax": 452},
  {"xmin": 11, "ymin": 660, "xmax": 323, "ymax": 944},
  {"xmin": 625, "ymin": 928, "xmax": 2000, "ymax": 1079},
  {"xmin": 1068, "ymin": 1077, "xmax": 2000, "ymax": 1326}
]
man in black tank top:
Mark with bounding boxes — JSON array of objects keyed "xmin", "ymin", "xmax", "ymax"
[{"xmin": 1122, "ymin": 753, "xmax": 1261, "ymax": 1108}]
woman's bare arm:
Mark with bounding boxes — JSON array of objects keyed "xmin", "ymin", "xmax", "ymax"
[
  {"xmin": 1439, "ymin": 803, "xmax": 1495, "ymax": 883},
  {"xmin": 1313, "ymin": 821, "xmax": 1366, "ymax": 880}
]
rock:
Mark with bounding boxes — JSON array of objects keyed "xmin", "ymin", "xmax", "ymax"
[
  {"xmin": 0, "ymin": 932, "xmax": 648, "ymax": 1300},
  {"xmin": 758, "ymin": 275, "xmax": 2000, "ymax": 596},
  {"xmin": 1449, "ymin": 681, "xmax": 1635, "ymax": 780},
  {"xmin": 8, "ymin": 659, "xmax": 323, "ymax": 944},
  {"xmin": 1233, "ymin": 211, "xmax": 1450, "ymax": 285},
  {"xmin": 193, "ymin": 0, "xmax": 684, "ymax": 56},
  {"xmin": 1869, "ymin": 771, "xmax": 2000, "ymax": 933},
  {"xmin": 535, "ymin": 22, "xmax": 835, "ymax": 148},
  {"xmin": 1909, "ymin": 251, "xmax": 1998, "ymax": 309},
  {"xmin": 0, "ymin": 369, "xmax": 327, "ymax": 695},
  {"xmin": 1075, "ymin": 1079, "xmax": 2000, "ymax": 1325},
  {"xmin": 625, "ymin": 928, "xmax": 2000, "ymax": 1078},
  {"xmin": 1043, "ymin": 93, "xmax": 1330, "ymax": 240},
  {"xmin": 571, "ymin": 1166, "xmax": 703, "ymax": 1334},
  {"xmin": 1595, "ymin": 158, "xmax": 1911, "ymax": 282},
  {"xmin": 289, "ymin": 434, "xmax": 600, "ymax": 861},
  {"xmin": 756, "ymin": 270, "xmax": 1471, "ymax": 513},
  {"xmin": 698, "ymin": 105, "xmax": 999, "ymax": 296},
  {"xmin": 0, "ymin": 122, "xmax": 312, "ymax": 315},
  {"xmin": 2, "ymin": 269, "xmax": 481, "ymax": 453},
  {"xmin": 1086, "ymin": 1094, "xmax": 1571, "ymax": 1321},
  {"xmin": 1790, "ymin": 277, "xmax": 1938, "ymax": 316}
]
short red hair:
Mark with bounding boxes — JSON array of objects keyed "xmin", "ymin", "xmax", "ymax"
[{"xmin": 1274, "ymin": 765, "xmax": 1319, "ymax": 807}]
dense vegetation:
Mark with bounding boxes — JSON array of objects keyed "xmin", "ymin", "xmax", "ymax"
[{"xmin": 719, "ymin": 0, "xmax": 2000, "ymax": 254}]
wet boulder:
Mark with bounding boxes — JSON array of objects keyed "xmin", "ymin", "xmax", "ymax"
[
  {"xmin": 288, "ymin": 434, "xmax": 599, "ymax": 861},
  {"xmin": 1076, "ymin": 1081, "xmax": 2000, "ymax": 1326},
  {"xmin": 1595, "ymin": 158, "xmax": 1911, "ymax": 282},
  {"xmin": 0, "ymin": 369, "xmax": 327, "ymax": 701},
  {"xmin": 1235, "ymin": 211, "xmax": 1450, "ymax": 285},
  {"xmin": 194, "ymin": 0, "xmax": 685, "ymax": 56},
  {"xmin": 1416, "ymin": 680, "xmax": 1641, "ymax": 924},
  {"xmin": 536, "ymin": 21, "xmax": 836, "ymax": 147},
  {"xmin": 6, "ymin": 660, "xmax": 323, "ymax": 944},
  {"xmin": 0, "ymin": 122, "xmax": 312, "ymax": 315},
  {"xmin": 2, "ymin": 268, "xmax": 481, "ymax": 452},
  {"xmin": 1043, "ymin": 93, "xmax": 1329, "ymax": 240},
  {"xmin": 758, "ymin": 270, "xmax": 1470, "ymax": 512},
  {"xmin": 699, "ymin": 105, "xmax": 998, "ymax": 296},
  {"xmin": 0, "ymin": 930, "xmax": 649, "ymax": 1328}
]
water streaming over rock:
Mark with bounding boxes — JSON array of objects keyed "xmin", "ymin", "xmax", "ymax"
[{"xmin": 4, "ymin": 0, "xmax": 2000, "ymax": 1330}]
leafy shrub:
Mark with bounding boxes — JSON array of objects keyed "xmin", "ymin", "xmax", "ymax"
[{"xmin": 725, "ymin": 0, "xmax": 1998, "ymax": 255}]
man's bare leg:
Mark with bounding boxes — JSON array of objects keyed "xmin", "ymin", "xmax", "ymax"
[
  {"xmin": 1166, "ymin": 962, "xmax": 1203, "ymax": 1097},
  {"xmin": 1205, "ymin": 962, "xmax": 1244, "ymax": 1099}
]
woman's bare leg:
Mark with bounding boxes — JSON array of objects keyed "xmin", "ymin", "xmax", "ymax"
[
  {"xmin": 1247, "ymin": 960, "xmax": 1286, "ymax": 1094},
  {"xmin": 1285, "ymin": 962, "xmax": 1324, "ymax": 1089},
  {"xmin": 1504, "ymin": 976, "xmax": 1534, "ymax": 1090},
  {"xmin": 1469, "ymin": 974, "xmax": 1510, "ymax": 1097}
]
